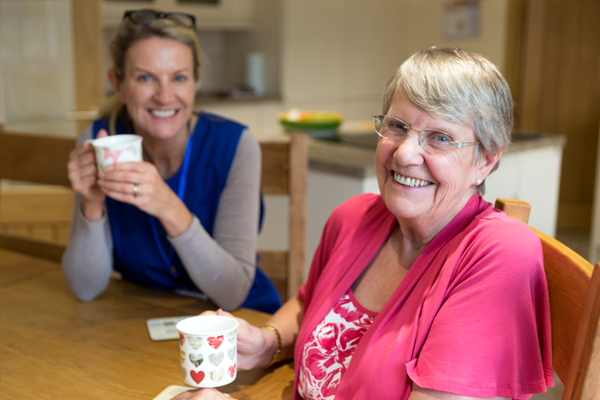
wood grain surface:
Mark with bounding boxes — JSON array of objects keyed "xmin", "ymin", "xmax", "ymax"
[{"xmin": 0, "ymin": 249, "xmax": 294, "ymax": 400}]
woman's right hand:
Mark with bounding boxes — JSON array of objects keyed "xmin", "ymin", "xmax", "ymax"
[
  {"xmin": 67, "ymin": 129, "xmax": 108, "ymax": 220},
  {"xmin": 201, "ymin": 309, "xmax": 277, "ymax": 370}
]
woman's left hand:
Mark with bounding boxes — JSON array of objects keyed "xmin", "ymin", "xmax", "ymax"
[
  {"xmin": 97, "ymin": 161, "xmax": 192, "ymax": 235},
  {"xmin": 170, "ymin": 388, "xmax": 230, "ymax": 400}
]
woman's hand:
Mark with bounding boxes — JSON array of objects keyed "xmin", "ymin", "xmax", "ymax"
[
  {"xmin": 171, "ymin": 388, "xmax": 230, "ymax": 400},
  {"xmin": 200, "ymin": 309, "xmax": 276, "ymax": 370},
  {"xmin": 67, "ymin": 129, "xmax": 108, "ymax": 220},
  {"xmin": 97, "ymin": 160, "xmax": 193, "ymax": 236}
]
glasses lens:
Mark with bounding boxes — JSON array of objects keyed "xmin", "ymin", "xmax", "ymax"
[
  {"xmin": 422, "ymin": 130, "xmax": 455, "ymax": 154},
  {"xmin": 168, "ymin": 13, "xmax": 195, "ymax": 29},
  {"xmin": 128, "ymin": 11, "xmax": 157, "ymax": 26},
  {"xmin": 377, "ymin": 116, "xmax": 409, "ymax": 139}
]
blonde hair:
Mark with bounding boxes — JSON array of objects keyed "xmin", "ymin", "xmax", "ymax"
[
  {"xmin": 99, "ymin": 10, "xmax": 202, "ymax": 134},
  {"xmin": 382, "ymin": 47, "xmax": 513, "ymax": 194}
]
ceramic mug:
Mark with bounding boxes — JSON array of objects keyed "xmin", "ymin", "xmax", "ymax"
[
  {"xmin": 176, "ymin": 315, "xmax": 239, "ymax": 388},
  {"xmin": 86, "ymin": 134, "xmax": 142, "ymax": 173}
]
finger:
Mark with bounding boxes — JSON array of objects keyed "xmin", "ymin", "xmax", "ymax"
[
  {"xmin": 69, "ymin": 164, "xmax": 98, "ymax": 184},
  {"xmin": 100, "ymin": 169, "xmax": 146, "ymax": 185},
  {"xmin": 104, "ymin": 161, "xmax": 149, "ymax": 173},
  {"xmin": 199, "ymin": 310, "xmax": 218, "ymax": 316},
  {"xmin": 101, "ymin": 186, "xmax": 138, "ymax": 204},
  {"xmin": 69, "ymin": 142, "xmax": 94, "ymax": 160},
  {"xmin": 170, "ymin": 388, "xmax": 200, "ymax": 399},
  {"xmin": 97, "ymin": 129, "xmax": 108, "ymax": 138},
  {"xmin": 170, "ymin": 388, "xmax": 224, "ymax": 399},
  {"xmin": 215, "ymin": 309, "xmax": 248, "ymax": 329},
  {"xmin": 67, "ymin": 151, "xmax": 96, "ymax": 172},
  {"xmin": 216, "ymin": 309, "xmax": 237, "ymax": 319},
  {"xmin": 72, "ymin": 175, "xmax": 99, "ymax": 193},
  {"xmin": 98, "ymin": 180, "xmax": 142, "ymax": 197}
]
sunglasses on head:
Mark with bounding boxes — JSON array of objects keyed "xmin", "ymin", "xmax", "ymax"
[{"xmin": 122, "ymin": 10, "xmax": 196, "ymax": 31}]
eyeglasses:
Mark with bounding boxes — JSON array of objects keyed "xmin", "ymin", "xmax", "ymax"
[
  {"xmin": 123, "ymin": 10, "xmax": 197, "ymax": 31},
  {"xmin": 372, "ymin": 115, "xmax": 480, "ymax": 155}
]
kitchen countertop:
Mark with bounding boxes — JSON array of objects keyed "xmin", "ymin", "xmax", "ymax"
[
  {"xmin": 194, "ymin": 94, "xmax": 281, "ymax": 106},
  {"xmin": 309, "ymin": 131, "xmax": 567, "ymax": 179}
]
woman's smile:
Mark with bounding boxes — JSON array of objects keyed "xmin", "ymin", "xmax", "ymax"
[
  {"xmin": 393, "ymin": 171, "xmax": 433, "ymax": 187},
  {"xmin": 149, "ymin": 109, "xmax": 179, "ymax": 119}
]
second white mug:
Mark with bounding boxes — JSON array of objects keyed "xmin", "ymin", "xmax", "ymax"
[{"xmin": 177, "ymin": 315, "xmax": 239, "ymax": 388}]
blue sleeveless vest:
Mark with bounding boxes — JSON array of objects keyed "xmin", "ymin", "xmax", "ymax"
[{"xmin": 92, "ymin": 112, "xmax": 282, "ymax": 313}]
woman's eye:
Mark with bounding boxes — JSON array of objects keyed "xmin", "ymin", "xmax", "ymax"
[
  {"xmin": 429, "ymin": 133, "xmax": 451, "ymax": 143},
  {"xmin": 138, "ymin": 75, "xmax": 152, "ymax": 82},
  {"xmin": 174, "ymin": 75, "xmax": 187, "ymax": 82},
  {"xmin": 390, "ymin": 124, "xmax": 409, "ymax": 135}
]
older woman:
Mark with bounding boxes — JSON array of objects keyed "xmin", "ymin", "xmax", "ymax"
[
  {"xmin": 62, "ymin": 10, "xmax": 281, "ymax": 313},
  {"xmin": 176, "ymin": 47, "xmax": 553, "ymax": 400}
]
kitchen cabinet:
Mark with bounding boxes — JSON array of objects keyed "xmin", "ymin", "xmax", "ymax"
[{"xmin": 103, "ymin": 0, "xmax": 254, "ymax": 30}]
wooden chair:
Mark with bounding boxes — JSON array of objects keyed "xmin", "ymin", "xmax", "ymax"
[
  {"xmin": 495, "ymin": 198, "xmax": 600, "ymax": 400},
  {"xmin": 0, "ymin": 128, "xmax": 76, "ymax": 262},
  {"xmin": 257, "ymin": 131, "xmax": 308, "ymax": 301}
]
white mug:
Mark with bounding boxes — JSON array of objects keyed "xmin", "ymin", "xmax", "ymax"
[
  {"xmin": 176, "ymin": 315, "xmax": 239, "ymax": 388},
  {"xmin": 86, "ymin": 134, "xmax": 142, "ymax": 172}
]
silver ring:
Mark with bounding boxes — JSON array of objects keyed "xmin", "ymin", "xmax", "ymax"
[{"xmin": 133, "ymin": 184, "xmax": 141, "ymax": 198}]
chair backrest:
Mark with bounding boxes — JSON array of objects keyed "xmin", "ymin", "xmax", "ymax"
[
  {"xmin": 0, "ymin": 129, "xmax": 75, "ymax": 261},
  {"xmin": 258, "ymin": 132, "xmax": 308, "ymax": 301},
  {"xmin": 0, "ymin": 129, "xmax": 75, "ymax": 187},
  {"xmin": 495, "ymin": 198, "xmax": 600, "ymax": 400}
]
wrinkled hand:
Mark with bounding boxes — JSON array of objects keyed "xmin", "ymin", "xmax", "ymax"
[
  {"xmin": 67, "ymin": 129, "xmax": 108, "ymax": 219},
  {"xmin": 170, "ymin": 388, "xmax": 230, "ymax": 400},
  {"xmin": 201, "ymin": 309, "xmax": 272, "ymax": 370}
]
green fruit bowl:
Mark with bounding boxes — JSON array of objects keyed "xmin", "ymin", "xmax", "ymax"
[{"xmin": 278, "ymin": 110, "xmax": 343, "ymax": 133}]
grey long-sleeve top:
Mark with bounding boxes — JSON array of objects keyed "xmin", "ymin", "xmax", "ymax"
[{"xmin": 61, "ymin": 125, "xmax": 261, "ymax": 310}]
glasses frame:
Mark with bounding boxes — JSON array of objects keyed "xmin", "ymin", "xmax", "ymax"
[
  {"xmin": 372, "ymin": 115, "xmax": 480, "ymax": 154},
  {"xmin": 122, "ymin": 10, "xmax": 197, "ymax": 31}
]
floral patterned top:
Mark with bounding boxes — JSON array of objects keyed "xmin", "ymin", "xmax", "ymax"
[{"xmin": 298, "ymin": 290, "xmax": 378, "ymax": 400}]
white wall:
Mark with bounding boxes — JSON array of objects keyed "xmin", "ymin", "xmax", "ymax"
[
  {"xmin": 281, "ymin": 0, "xmax": 509, "ymax": 122},
  {"xmin": 206, "ymin": 1, "xmax": 511, "ymax": 137},
  {"xmin": 0, "ymin": 0, "xmax": 77, "ymax": 137}
]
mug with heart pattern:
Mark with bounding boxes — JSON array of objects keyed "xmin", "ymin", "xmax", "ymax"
[{"xmin": 176, "ymin": 315, "xmax": 239, "ymax": 388}]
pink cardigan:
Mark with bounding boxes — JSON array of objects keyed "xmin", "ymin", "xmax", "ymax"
[{"xmin": 294, "ymin": 194, "xmax": 553, "ymax": 400}]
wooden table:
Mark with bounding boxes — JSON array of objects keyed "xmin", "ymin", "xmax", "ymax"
[{"xmin": 0, "ymin": 249, "xmax": 295, "ymax": 399}]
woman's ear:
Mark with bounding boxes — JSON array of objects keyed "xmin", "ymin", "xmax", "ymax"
[
  {"xmin": 477, "ymin": 151, "xmax": 502, "ymax": 181},
  {"xmin": 107, "ymin": 69, "xmax": 125, "ymax": 103}
]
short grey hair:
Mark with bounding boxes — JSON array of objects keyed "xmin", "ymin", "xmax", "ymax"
[{"xmin": 382, "ymin": 47, "xmax": 513, "ymax": 194}]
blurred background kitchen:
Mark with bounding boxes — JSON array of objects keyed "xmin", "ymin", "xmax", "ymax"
[
  {"xmin": 1, "ymin": 0, "xmax": 600, "ymax": 301},
  {"xmin": 1, "ymin": 1, "xmax": 599, "ymax": 398}
]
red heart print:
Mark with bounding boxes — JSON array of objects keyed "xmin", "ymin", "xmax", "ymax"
[
  {"xmin": 207, "ymin": 335, "xmax": 224, "ymax": 349},
  {"xmin": 190, "ymin": 370, "xmax": 205, "ymax": 384},
  {"xmin": 228, "ymin": 364, "xmax": 236, "ymax": 378},
  {"xmin": 179, "ymin": 333, "xmax": 185, "ymax": 346}
]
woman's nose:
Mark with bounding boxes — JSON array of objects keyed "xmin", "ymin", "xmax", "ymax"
[
  {"xmin": 154, "ymin": 81, "xmax": 174, "ymax": 104},
  {"xmin": 393, "ymin": 130, "xmax": 425, "ymax": 165}
]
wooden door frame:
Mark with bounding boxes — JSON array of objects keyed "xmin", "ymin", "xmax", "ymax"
[
  {"xmin": 506, "ymin": 0, "xmax": 600, "ymax": 230},
  {"xmin": 71, "ymin": 0, "xmax": 105, "ymax": 133}
]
